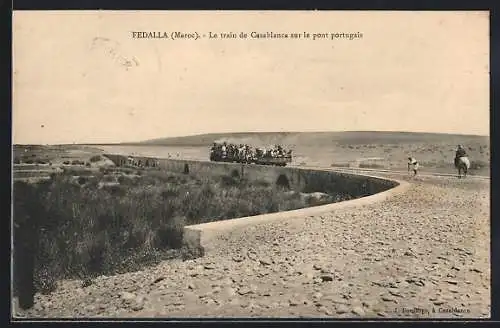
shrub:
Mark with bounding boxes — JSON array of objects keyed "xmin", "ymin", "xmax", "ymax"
[
  {"xmin": 220, "ymin": 175, "xmax": 239, "ymax": 187},
  {"xmin": 470, "ymin": 160, "xmax": 489, "ymax": 170},
  {"xmin": 13, "ymin": 168, "xmax": 356, "ymax": 297},
  {"xmin": 102, "ymin": 174, "xmax": 115, "ymax": 182},
  {"xmin": 25, "ymin": 159, "xmax": 34, "ymax": 164},
  {"xmin": 330, "ymin": 163, "xmax": 348, "ymax": 168},
  {"xmin": 359, "ymin": 163, "xmax": 385, "ymax": 169},
  {"xmin": 156, "ymin": 216, "xmax": 186, "ymax": 249},
  {"xmin": 14, "ymin": 157, "xmax": 21, "ymax": 164},
  {"xmin": 89, "ymin": 155, "xmax": 102, "ymax": 163},
  {"xmin": 252, "ymin": 179, "xmax": 271, "ymax": 188},
  {"xmin": 63, "ymin": 168, "xmax": 94, "ymax": 176}
]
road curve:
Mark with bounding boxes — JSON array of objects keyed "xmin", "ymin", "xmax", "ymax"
[
  {"xmin": 13, "ymin": 169, "xmax": 490, "ymax": 319},
  {"xmin": 291, "ymin": 165, "xmax": 490, "ymax": 181}
]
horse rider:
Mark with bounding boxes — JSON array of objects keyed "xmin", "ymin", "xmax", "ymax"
[
  {"xmin": 454, "ymin": 145, "xmax": 467, "ymax": 168},
  {"xmin": 407, "ymin": 157, "xmax": 419, "ymax": 176}
]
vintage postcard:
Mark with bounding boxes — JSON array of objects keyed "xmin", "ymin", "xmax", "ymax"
[{"xmin": 12, "ymin": 10, "xmax": 490, "ymax": 319}]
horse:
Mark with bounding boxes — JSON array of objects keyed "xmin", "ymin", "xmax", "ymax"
[{"xmin": 455, "ymin": 156, "xmax": 470, "ymax": 178}]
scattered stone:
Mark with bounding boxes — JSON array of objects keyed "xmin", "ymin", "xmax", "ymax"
[
  {"xmin": 321, "ymin": 307, "xmax": 333, "ymax": 316},
  {"xmin": 445, "ymin": 280, "xmax": 458, "ymax": 285},
  {"xmin": 352, "ymin": 306, "xmax": 365, "ymax": 316},
  {"xmin": 451, "ymin": 266, "xmax": 460, "ymax": 271},
  {"xmin": 336, "ymin": 304, "xmax": 349, "ymax": 314},
  {"xmin": 320, "ymin": 275, "xmax": 334, "ymax": 282},
  {"xmin": 259, "ymin": 258, "xmax": 272, "ymax": 266},
  {"xmin": 131, "ymin": 303, "xmax": 144, "ymax": 311},
  {"xmin": 406, "ymin": 278, "xmax": 425, "ymax": 287},
  {"xmin": 313, "ymin": 292, "xmax": 323, "ymax": 300},
  {"xmin": 313, "ymin": 264, "xmax": 322, "ymax": 270},
  {"xmin": 329, "ymin": 297, "xmax": 349, "ymax": 305},
  {"xmin": 377, "ymin": 311, "xmax": 387, "ymax": 317},
  {"xmin": 81, "ymin": 278, "xmax": 93, "ymax": 288},
  {"xmin": 247, "ymin": 251, "xmax": 258, "ymax": 261},
  {"xmin": 120, "ymin": 291, "xmax": 136, "ymax": 301},
  {"xmin": 381, "ymin": 296, "xmax": 397, "ymax": 303},
  {"xmin": 313, "ymin": 277, "xmax": 323, "ymax": 284},
  {"xmin": 237, "ymin": 286, "xmax": 253, "ymax": 295},
  {"xmin": 389, "ymin": 290, "xmax": 403, "ymax": 298},
  {"xmin": 433, "ymin": 301, "xmax": 445, "ymax": 306},
  {"xmin": 341, "ymin": 293, "xmax": 352, "ymax": 300},
  {"xmin": 320, "ymin": 268, "xmax": 333, "ymax": 274},
  {"xmin": 289, "ymin": 298, "xmax": 300, "ymax": 306},
  {"xmin": 152, "ymin": 276, "xmax": 166, "ymax": 284},
  {"xmin": 222, "ymin": 287, "xmax": 236, "ymax": 298},
  {"xmin": 232, "ymin": 255, "xmax": 245, "ymax": 263},
  {"xmin": 187, "ymin": 283, "xmax": 196, "ymax": 290},
  {"xmin": 305, "ymin": 272, "xmax": 315, "ymax": 280},
  {"xmin": 470, "ymin": 268, "xmax": 482, "ymax": 273},
  {"xmin": 204, "ymin": 263, "xmax": 216, "ymax": 270}
]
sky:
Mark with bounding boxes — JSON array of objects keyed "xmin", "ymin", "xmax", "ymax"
[{"xmin": 12, "ymin": 11, "xmax": 489, "ymax": 144}]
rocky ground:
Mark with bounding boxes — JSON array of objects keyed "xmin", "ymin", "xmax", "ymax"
[{"xmin": 13, "ymin": 174, "xmax": 490, "ymax": 319}]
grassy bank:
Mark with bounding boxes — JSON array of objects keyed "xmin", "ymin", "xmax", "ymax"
[{"xmin": 13, "ymin": 167, "xmax": 351, "ymax": 294}]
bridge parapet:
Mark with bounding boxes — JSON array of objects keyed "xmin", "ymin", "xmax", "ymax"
[{"xmin": 103, "ymin": 154, "xmax": 398, "ymax": 196}]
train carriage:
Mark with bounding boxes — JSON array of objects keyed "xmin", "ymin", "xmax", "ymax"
[{"xmin": 209, "ymin": 143, "xmax": 292, "ymax": 166}]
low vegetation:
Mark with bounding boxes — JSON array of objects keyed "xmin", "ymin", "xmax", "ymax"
[
  {"xmin": 359, "ymin": 163, "xmax": 386, "ymax": 169},
  {"xmin": 13, "ymin": 167, "xmax": 350, "ymax": 295}
]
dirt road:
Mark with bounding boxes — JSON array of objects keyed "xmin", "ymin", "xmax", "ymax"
[{"xmin": 14, "ymin": 174, "xmax": 490, "ymax": 319}]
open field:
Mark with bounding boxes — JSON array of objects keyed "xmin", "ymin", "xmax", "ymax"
[
  {"xmin": 13, "ymin": 145, "xmax": 106, "ymax": 166},
  {"xmin": 91, "ymin": 131, "xmax": 490, "ymax": 177},
  {"xmin": 14, "ymin": 131, "xmax": 490, "ymax": 177}
]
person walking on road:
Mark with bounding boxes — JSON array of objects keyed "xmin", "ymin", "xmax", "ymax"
[{"xmin": 408, "ymin": 156, "xmax": 419, "ymax": 177}]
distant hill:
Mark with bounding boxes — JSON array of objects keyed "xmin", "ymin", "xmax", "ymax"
[{"xmin": 135, "ymin": 131, "xmax": 489, "ymax": 148}]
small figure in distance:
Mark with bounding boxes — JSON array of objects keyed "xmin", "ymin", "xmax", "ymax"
[
  {"xmin": 454, "ymin": 144, "xmax": 467, "ymax": 168},
  {"xmin": 407, "ymin": 156, "xmax": 419, "ymax": 177}
]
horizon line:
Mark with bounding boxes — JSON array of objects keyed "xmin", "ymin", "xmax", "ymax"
[{"xmin": 12, "ymin": 129, "xmax": 490, "ymax": 146}]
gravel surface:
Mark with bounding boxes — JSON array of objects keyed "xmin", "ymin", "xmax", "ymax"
[{"xmin": 13, "ymin": 174, "xmax": 490, "ymax": 319}]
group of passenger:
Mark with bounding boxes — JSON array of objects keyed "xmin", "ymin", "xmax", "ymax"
[
  {"xmin": 210, "ymin": 142, "xmax": 292, "ymax": 162},
  {"xmin": 126, "ymin": 156, "xmax": 160, "ymax": 168}
]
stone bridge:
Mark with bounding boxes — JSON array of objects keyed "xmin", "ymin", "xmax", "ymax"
[{"xmin": 102, "ymin": 154, "xmax": 399, "ymax": 198}]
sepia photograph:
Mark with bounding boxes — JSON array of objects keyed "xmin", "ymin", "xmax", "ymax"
[{"xmin": 12, "ymin": 10, "xmax": 490, "ymax": 319}]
